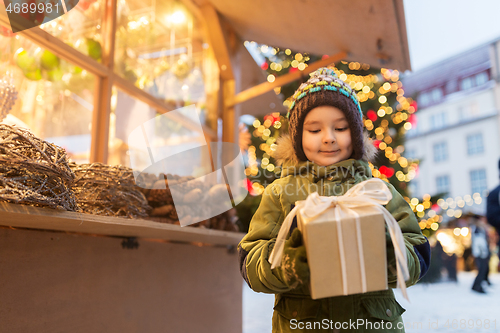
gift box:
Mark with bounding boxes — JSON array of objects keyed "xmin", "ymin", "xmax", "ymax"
[
  {"xmin": 269, "ymin": 179, "xmax": 409, "ymax": 301},
  {"xmin": 297, "ymin": 204, "xmax": 387, "ymax": 299}
]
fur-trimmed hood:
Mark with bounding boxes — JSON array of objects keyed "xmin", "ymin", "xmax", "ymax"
[{"xmin": 273, "ymin": 132, "xmax": 378, "ymax": 168}]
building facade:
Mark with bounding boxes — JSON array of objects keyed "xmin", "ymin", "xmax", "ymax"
[{"xmin": 403, "ymin": 39, "xmax": 500, "ymax": 215}]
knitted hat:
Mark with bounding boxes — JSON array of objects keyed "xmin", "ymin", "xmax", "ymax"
[{"xmin": 287, "ymin": 67, "xmax": 364, "ymax": 161}]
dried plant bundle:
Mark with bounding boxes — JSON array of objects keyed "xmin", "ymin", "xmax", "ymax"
[
  {"xmin": 70, "ymin": 162, "xmax": 150, "ymax": 218},
  {"xmin": 0, "ymin": 124, "xmax": 78, "ymax": 211}
]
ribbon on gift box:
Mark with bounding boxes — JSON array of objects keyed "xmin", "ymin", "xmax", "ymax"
[{"xmin": 269, "ymin": 178, "xmax": 410, "ymax": 300}]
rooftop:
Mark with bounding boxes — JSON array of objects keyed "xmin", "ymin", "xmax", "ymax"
[{"xmin": 402, "ymin": 37, "xmax": 499, "ymax": 96}]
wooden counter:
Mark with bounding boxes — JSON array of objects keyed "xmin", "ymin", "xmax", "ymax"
[
  {"xmin": 0, "ymin": 202, "xmax": 244, "ymax": 246},
  {"xmin": 0, "ymin": 202, "xmax": 245, "ymax": 333}
]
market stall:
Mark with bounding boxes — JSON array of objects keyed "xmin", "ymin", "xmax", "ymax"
[{"xmin": 0, "ymin": 0, "xmax": 411, "ymax": 332}]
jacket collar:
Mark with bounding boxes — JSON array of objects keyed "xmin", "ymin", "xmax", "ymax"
[{"xmin": 280, "ymin": 158, "xmax": 372, "ymax": 182}]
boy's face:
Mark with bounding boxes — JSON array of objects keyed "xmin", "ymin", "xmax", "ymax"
[{"xmin": 302, "ymin": 105, "xmax": 353, "ymax": 166}]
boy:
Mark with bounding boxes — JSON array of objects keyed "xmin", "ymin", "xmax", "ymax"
[{"xmin": 238, "ymin": 68, "xmax": 430, "ymax": 333}]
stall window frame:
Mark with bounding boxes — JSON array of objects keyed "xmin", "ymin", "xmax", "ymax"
[{"xmin": 0, "ymin": 0, "xmax": 216, "ymax": 164}]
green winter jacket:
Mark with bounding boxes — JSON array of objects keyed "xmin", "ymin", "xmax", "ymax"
[{"xmin": 238, "ymin": 135, "xmax": 428, "ymax": 333}]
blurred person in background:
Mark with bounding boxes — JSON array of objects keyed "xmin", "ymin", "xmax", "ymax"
[
  {"xmin": 470, "ymin": 216, "xmax": 491, "ymax": 294},
  {"xmin": 486, "ymin": 159, "xmax": 500, "ymax": 271}
]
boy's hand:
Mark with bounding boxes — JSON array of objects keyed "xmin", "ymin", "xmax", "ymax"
[{"xmin": 280, "ymin": 229, "xmax": 310, "ymax": 288}]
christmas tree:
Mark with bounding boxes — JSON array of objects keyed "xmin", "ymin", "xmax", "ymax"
[{"xmin": 237, "ymin": 44, "xmax": 443, "ymax": 236}]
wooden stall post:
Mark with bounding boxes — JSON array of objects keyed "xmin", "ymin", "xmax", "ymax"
[
  {"xmin": 200, "ymin": 3, "xmax": 237, "ymax": 144},
  {"xmin": 90, "ymin": 0, "xmax": 117, "ymax": 163}
]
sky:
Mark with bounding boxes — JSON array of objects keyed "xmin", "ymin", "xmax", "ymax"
[{"xmin": 404, "ymin": 0, "xmax": 500, "ymax": 72}]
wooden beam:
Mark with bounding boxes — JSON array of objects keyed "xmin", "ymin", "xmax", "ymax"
[
  {"xmin": 90, "ymin": 0, "xmax": 117, "ymax": 163},
  {"xmin": 113, "ymin": 75, "xmax": 217, "ymax": 140},
  {"xmin": 199, "ymin": 2, "xmax": 238, "ymax": 144},
  {"xmin": 92, "ymin": 73, "xmax": 216, "ymax": 143},
  {"xmin": 90, "ymin": 77, "xmax": 111, "ymax": 163},
  {"xmin": 199, "ymin": 3, "xmax": 234, "ymax": 81},
  {"xmin": 203, "ymin": 45, "xmax": 221, "ymax": 134},
  {"xmin": 222, "ymin": 79, "xmax": 236, "ymax": 143},
  {"xmin": 393, "ymin": 0, "xmax": 412, "ymax": 71},
  {"xmin": 101, "ymin": 0, "xmax": 117, "ymax": 70},
  {"xmin": 229, "ymin": 51, "xmax": 348, "ymax": 107}
]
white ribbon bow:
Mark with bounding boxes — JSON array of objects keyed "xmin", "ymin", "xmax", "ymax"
[{"xmin": 268, "ymin": 178, "xmax": 410, "ymax": 300}]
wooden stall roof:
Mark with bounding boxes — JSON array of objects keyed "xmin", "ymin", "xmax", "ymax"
[
  {"xmin": 0, "ymin": 202, "xmax": 244, "ymax": 246},
  {"xmin": 193, "ymin": 0, "xmax": 411, "ymax": 71}
]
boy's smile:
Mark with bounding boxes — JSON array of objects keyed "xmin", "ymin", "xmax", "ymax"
[
  {"xmin": 302, "ymin": 105, "xmax": 353, "ymax": 166},
  {"xmin": 319, "ymin": 150, "xmax": 340, "ymax": 155}
]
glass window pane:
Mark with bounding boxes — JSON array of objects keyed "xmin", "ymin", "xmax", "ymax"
[
  {"xmin": 433, "ymin": 142, "xmax": 447, "ymax": 162},
  {"xmin": 431, "ymin": 112, "xmax": 447, "ymax": 130},
  {"xmin": 108, "ymin": 87, "xmax": 209, "ymax": 175},
  {"xmin": 467, "ymin": 133, "xmax": 484, "ymax": 155},
  {"xmin": 436, "ymin": 175, "xmax": 450, "ymax": 194},
  {"xmin": 470, "ymin": 169, "xmax": 487, "ymax": 196},
  {"xmin": 461, "ymin": 77, "xmax": 472, "ymax": 90},
  {"xmin": 475, "ymin": 72, "xmax": 488, "ymax": 86},
  {"xmin": 113, "ymin": 1, "xmax": 210, "ymax": 126},
  {"xmin": 1, "ymin": 34, "xmax": 93, "ymax": 163},
  {"xmin": 431, "ymin": 88, "xmax": 442, "ymax": 102},
  {"xmin": 458, "ymin": 106, "xmax": 465, "ymax": 122},
  {"xmin": 39, "ymin": 0, "xmax": 105, "ymax": 63},
  {"xmin": 419, "ymin": 92, "xmax": 429, "ymax": 107}
]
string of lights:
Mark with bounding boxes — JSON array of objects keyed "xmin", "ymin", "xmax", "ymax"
[{"xmin": 243, "ymin": 44, "xmax": 489, "ymax": 235}]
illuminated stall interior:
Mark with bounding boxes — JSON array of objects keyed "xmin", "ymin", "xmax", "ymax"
[{"xmin": 0, "ymin": 0, "xmax": 215, "ymax": 170}]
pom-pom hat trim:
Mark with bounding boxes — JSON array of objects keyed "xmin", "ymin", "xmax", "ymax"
[{"xmin": 286, "ymin": 68, "xmax": 363, "ymax": 120}]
